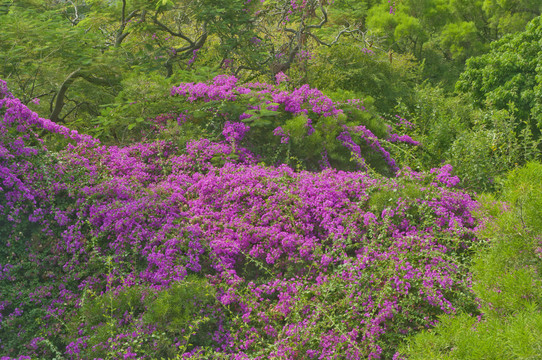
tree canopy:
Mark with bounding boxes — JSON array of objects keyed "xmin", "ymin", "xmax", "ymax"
[{"xmin": 457, "ymin": 15, "xmax": 542, "ymax": 133}]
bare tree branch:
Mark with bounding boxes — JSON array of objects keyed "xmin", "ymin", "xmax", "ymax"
[
  {"xmin": 152, "ymin": 15, "xmax": 196, "ymax": 47},
  {"xmin": 114, "ymin": 0, "xmax": 140, "ymax": 47},
  {"xmin": 66, "ymin": 0, "xmax": 80, "ymax": 25},
  {"xmin": 61, "ymin": 101, "xmax": 92, "ymax": 122},
  {"xmin": 50, "ymin": 68, "xmax": 118, "ymax": 122},
  {"xmin": 305, "ymin": 3, "xmax": 328, "ymax": 30},
  {"xmin": 307, "ymin": 27, "xmax": 363, "ymax": 47}
]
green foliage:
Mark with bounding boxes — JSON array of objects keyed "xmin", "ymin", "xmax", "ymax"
[
  {"xmin": 501, "ymin": 162, "xmax": 542, "ymax": 232},
  {"xmin": 0, "ymin": 239, "xmax": 57, "ymax": 356},
  {"xmin": 0, "ymin": 4, "xmax": 121, "ymax": 125},
  {"xmin": 403, "ymin": 309, "xmax": 542, "ymax": 359},
  {"xmin": 87, "ymin": 71, "xmax": 178, "ymax": 144},
  {"xmin": 310, "ymin": 43, "xmax": 421, "ymax": 112},
  {"xmin": 70, "ymin": 285, "xmax": 153, "ymax": 359},
  {"xmin": 145, "ymin": 276, "xmax": 215, "ymax": 330},
  {"xmin": 360, "ymin": 0, "xmax": 539, "ymax": 89},
  {"xmin": 145, "ymin": 276, "xmax": 219, "ymax": 355},
  {"xmin": 457, "ymin": 16, "xmax": 542, "ymax": 133},
  {"xmin": 0, "ymin": 245, "xmax": 75, "ymax": 357},
  {"xmin": 439, "ymin": 21, "xmax": 484, "ymax": 60},
  {"xmin": 69, "ymin": 274, "xmax": 220, "ymax": 359},
  {"xmin": 77, "ymin": 285, "xmax": 148, "ymax": 329},
  {"xmin": 482, "ymin": 0, "xmax": 542, "ymax": 34},
  {"xmin": 446, "ymin": 110, "xmax": 540, "ymax": 191},
  {"xmin": 368, "ymin": 183, "xmax": 424, "ymax": 216},
  {"xmin": 400, "ymin": 162, "xmax": 542, "ymax": 359},
  {"xmin": 394, "ymin": 84, "xmax": 473, "ymax": 166},
  {"xmin": 2, "ymin": 0, "xmax": 540, "ymax": 136},
  {"xmin": 399, "ymin": 84, "xmax": 541, "ymax": 191}
]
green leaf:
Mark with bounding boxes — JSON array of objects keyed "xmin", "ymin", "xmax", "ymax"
[
  {"xmin": 192, "ymin": 111, "xmax": 207, "ymax": 119},
  {"xmin": 259, "ymin": 109, "xmax": 279, "ymax": 117},
  {"xmin": 252, "ymin": 118, "xmax": 271, "ymax": 127}
]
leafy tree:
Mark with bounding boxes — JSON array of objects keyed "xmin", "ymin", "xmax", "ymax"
[
  {"xmin": 456, "ymin": 15, "xmax": 542, "ymax": 135},
  {"xmin": 310, "ymin": 43, "xmax": 420, "ymax": 112},
  {"xmin": 482, "ymin": 0, "xmax": 542, "ymax": 34},
  {"xmin": 361, "ymin": 0, "xmax": 539, "ymax": 88},
  {"xmin": 0, "ymin": 2, "xmax": 123, "ymax": 125},
  {"xmin": 397, "ymin": 82, "xmax": 540, "ymax": 191},
  {"xmin": 1, "ymin": 0, "xmax": 371, "ymax": 124},
  {"xmin": 438, "ymin": 20, "xmax": 485, "ymax": 61}
]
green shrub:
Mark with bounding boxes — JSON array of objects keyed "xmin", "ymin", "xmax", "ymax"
[{"xmin": 69, "ymin": 275, "xmax": 219, "ymax": 359}]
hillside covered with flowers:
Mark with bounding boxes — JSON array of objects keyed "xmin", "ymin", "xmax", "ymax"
[{"xmin": 2, "ymin": 1, "xmax": 542, "ymax": 359}]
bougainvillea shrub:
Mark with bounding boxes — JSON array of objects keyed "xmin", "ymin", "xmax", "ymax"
[
  {"xmin": 106, "ymin": 74, "xmax": 420, "ymax": 176},
  {"xmin": 1, "ymin": 79, "xmax": 481, "ymax": 359},
  {"xmin": 0, "ymin": 79, "xmax": 99, "ymax": 358}
]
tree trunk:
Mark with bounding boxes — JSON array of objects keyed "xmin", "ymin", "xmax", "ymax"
[{"xmin": 50, "ymin": 68, "xmax": 81, "ymax": 123}]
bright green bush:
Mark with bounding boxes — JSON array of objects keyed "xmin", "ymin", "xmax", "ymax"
[
  {"xmin": 83, "ymin": 69, "xmax": 220, "ymax": 145},
  {"xmin": 310, "ymin": 43, "xmax": 421, "ymax": 113},
  {"xmin": 399, "ymin": 84, "xmax": 541, "ymax": 191},
  {"xmin": 69, "ymin": 275, "xmax": 219, "ymax": 359},
  {"xmin": 456, "ymin": 16, "xmax": 542, "ymax": 134}
]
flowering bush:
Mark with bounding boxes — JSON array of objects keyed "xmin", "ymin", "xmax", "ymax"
[
  {"xmin": 1, "ymin": 79, "xmax": 482, "ymax": 359},
  {"xmin": 166, "ymin": 75, "xmax": 420, "ymax": 175},
  {"xmin": 0, "ymin": 79, "xmax": 97, "ymax": 357}
]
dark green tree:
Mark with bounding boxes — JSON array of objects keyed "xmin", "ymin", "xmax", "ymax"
[{"xmin": 456, "ymin": 15, "xmax": 542, "ymax": 135}]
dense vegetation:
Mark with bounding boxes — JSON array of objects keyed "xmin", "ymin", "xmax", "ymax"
[{"xmin": 1, "ymin": 0, "xmax": 541, "ymax": 359}]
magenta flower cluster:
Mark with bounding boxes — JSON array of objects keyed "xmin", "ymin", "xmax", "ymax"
[
  {"xmin": 275, "ymin": 71, "xmax": 289, "ymax": 85},
  {"xmin": 170, "ymin": 75, "xmax": 341, "ymax": 118},
  {"xmin": 273, "ymin": 126, "xmax": 290, "ymax": 144},
  {"xmin": 352, "ymin": 125, "xmax": 399, "ymax": 172},
  {"xmin": 222, "ymin": 121, "xmax": 250, "ymax": 143}
]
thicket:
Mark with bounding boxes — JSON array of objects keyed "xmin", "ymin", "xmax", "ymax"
[
  {"xmin": 1, "ymin": 79, "xmax": 480, "ymax": 358},
  {"xmin": 1, "ymin": 0, "xmax": 542, "ymax": 359}
]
